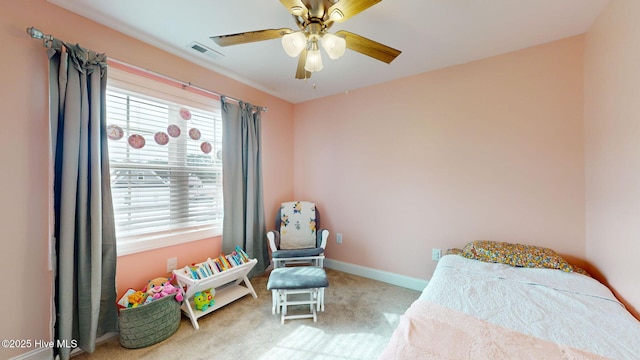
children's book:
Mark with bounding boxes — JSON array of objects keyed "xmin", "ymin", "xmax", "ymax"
[{"xmin": 235, "ymin": 246, "xmax": 251, "ymax": 262}]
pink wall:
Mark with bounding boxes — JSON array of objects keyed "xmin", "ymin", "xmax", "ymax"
[
  {"xmin": 1, "ymin": 0, "xmax": 293, "ymax": 358},
  {"xmin": 293, "ymin": 36, "xmax": 586, "ymax": 280},
  {"xmin": 0, "ymin": 3, "xmax": 51, "ymax": 358},
  {"xmin": 584, "ymin": 0, "xmax": 640, "ymax": 319}
]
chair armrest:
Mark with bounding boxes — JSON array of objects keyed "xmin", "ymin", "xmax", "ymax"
[
  {"xmin": 267, "ymin": 230, "xmax": 280, "ymax": 253},
  {"xmin": 317, "ymin": 229, "xmax": 329, "ymax": 249}
]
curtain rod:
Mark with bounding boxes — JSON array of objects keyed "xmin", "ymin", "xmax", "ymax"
[
  {"xmin": 108, "ymin": 58, "xmax": 268, "ymax": 112},
  {"xmin": 26, "ymin": 26, "xmax": 268, "ymax": 113}
]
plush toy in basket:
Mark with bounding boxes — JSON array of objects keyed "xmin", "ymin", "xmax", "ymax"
[
  {"xmin": 117, "ymin": 276, "xmax": 184, "ymax": 309},
  {"xmin": 117, "ymin": 289, "xmax": 147, "ymax": 309},
  {"xmin": 127, "ymin": 290, "xmax": 147, "ymax": 308},
  {"xmin": 144, "ymin": 276, "xmax": 184, "ymax": 303}
]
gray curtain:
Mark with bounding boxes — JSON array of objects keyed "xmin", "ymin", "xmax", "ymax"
[
  {"xmin": 48, "ymin": 41, "xmax": 118, "ymax": 360},
  {"xmin": 221, "ymin": 97, "xmax": 269, "ymax": 275}
]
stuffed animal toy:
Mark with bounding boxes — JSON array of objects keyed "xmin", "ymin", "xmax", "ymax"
[
  {"xmin": 146, "ymin": 276, "xmax": 171, "ymax": 290},
  {"xmin": 162, "ymin": 283, "xmax": 184, "ymax": 302},
  {"xmin": 145, "ymin": 276, "xmax": 184, "ymax": 302},
  {"xmin": 127, "ymin": 290, "xmax": 147, "ymax": 308},
  {"xmin": 145, "ymin": 277, "xmax": 169, "ymax": 299}
]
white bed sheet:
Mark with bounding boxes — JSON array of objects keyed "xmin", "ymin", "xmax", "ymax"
[{"xmin": 419, "ymin": 255, "xmax": 640, "ymax": 360}]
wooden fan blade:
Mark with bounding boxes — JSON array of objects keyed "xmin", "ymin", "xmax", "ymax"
[
  {"xmin": 327, "ymin": 0, "xmax": 381, "ymax": 22},
  {"xmin": 336, "ymin": 30, "xmax": 401, "ymax": 64},
  {"xmin": 295, "ymin": 49, "xmax": 312, "ymax": 79},
  {"xmin": 211, "ymin": 28, "xmax": 293, "ymax": 47},
  {"xmin": 279, "ymin": 0, "xmax": 309, "ymax": 18}
]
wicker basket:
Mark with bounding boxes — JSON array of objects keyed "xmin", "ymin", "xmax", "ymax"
[{"xmin": 119, "ymin": 293, "xmax": 181, "ymax": 349}]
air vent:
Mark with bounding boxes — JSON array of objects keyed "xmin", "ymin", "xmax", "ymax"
[
  {"xmin": 191, "ymin": 43, "xmax": 208, "ymax": 53},
  {"xmin": 186, "ymin": 41, "xmax": 224, "ymax": 59}
]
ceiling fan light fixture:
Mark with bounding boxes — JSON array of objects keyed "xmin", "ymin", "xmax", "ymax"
[
  {"xmin": 291, "ymin": 6, "xmax": 304, "ymax": 16},
  {"xmin": 281, "ymin": 31, "xmax": 307, "ymax": 57},
  {"xmin": 329, "ymin": 9, "xmax": 344, "ymax": 22},
  {"xmin": 321, "ymin": 33, "xmax": 346, "ymax": 60},
  {"xmin": 210, "ymin": 0, "xmax": 401, "ymax": 80},
  {"xmin": 304, "ymin": 41, "xmax": 323, "ymax": 72}
]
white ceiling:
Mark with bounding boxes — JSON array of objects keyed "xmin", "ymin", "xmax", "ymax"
[{"xmin": 49, "ymin": 0, "xmax": 609, "ymax": 104}]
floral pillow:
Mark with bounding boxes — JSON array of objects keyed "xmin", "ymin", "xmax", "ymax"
[
  {"xmin": 445, "ymin": 248, "xmax": 463, "ymax": 256},
  {"xmin": 459, "ymin": 240, "xmax": 576, "ymax": 272}
]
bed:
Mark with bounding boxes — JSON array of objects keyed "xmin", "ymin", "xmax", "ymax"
[{"xmin": 380, "ymin": 241, "xmax": 640, "ymax": 360}]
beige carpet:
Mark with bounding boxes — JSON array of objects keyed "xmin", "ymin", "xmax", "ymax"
[{"xmin": 72, "ymin": 268, "xmax": 421, "ymax": 360}]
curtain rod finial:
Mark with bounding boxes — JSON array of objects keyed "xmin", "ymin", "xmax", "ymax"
[
  {"xmin": 27, "ymin": 27, "xmax": 54, "ymax": 48},
  {"xmin": 27, "ymin": 27, "xmax": 44, "ymax": 39}
]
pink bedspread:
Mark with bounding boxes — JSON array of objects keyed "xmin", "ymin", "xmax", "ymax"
[{"xmin": 378, "ymin": 300, "xmax": 609, "ymax": 360}]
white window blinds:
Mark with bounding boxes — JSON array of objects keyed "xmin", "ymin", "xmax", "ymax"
[{"xmin": 106, "ymin": 68, "xmax": 222, "ymax": 254}]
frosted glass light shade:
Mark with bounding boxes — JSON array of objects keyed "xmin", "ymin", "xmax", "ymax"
[
  {"xmin": 281, "ymin": 31, "xmax": 307, "ymax": 57},
  {"xmin": 291, "ymin": 6, "xmax": 305, "ymax": 16},
  {"xmin": 305, "ymin": 47, "xmax": 324, "ymax": 72},
  {"xmin": 321, "ymin": 33, "xmax": 346, "ymax": 60},
  {"xmin": 329, "ymin": 9, "xmax": 344, "ymax": 22}
]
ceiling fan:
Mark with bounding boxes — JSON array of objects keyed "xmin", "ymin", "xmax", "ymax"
[{"xmin": 210, "ymin": 0, "xmax": 401, "ymax": 79}]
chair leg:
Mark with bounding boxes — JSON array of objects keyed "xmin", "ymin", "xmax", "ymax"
[
  {"xmin": 281, "ymin": 290, "xmax": 287, "ymax": 324},
  {"xmin": 271, "ymin": 290, "xmax": 277, "ymax": 314},
  {"xmin": 312, "ymin": 295, "xmax": 317, "ymax": 322},
  {"xmin": 309, "ymin": 290, "xmax": 314, "ymax": 313}
]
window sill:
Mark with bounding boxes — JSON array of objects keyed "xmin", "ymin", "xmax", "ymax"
[{"xmin": 117, "ymin": 227, "xmax": 221, "ymax": 256}]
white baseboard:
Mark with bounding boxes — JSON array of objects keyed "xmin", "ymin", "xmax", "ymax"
[{"xmin": 324, "ymin": 258, "xmax": 428, "ymax": 292}]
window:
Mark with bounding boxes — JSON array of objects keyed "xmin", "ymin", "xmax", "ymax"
[{"xmin": 106, "ymin": 67, "xmax": 222, "ymax": 255}]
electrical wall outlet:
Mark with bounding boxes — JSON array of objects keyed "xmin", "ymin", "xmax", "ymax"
[
  {"xmin": 167, "ymin": 257, "xmax": 178, "ymax": 272},
  {"xmin": 432, "ymin": 248, "xmax": 442, "ymax": 261},
  {"xmin": 336, "ymin": 233, "xmax": 343, "ymax": 244}
]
